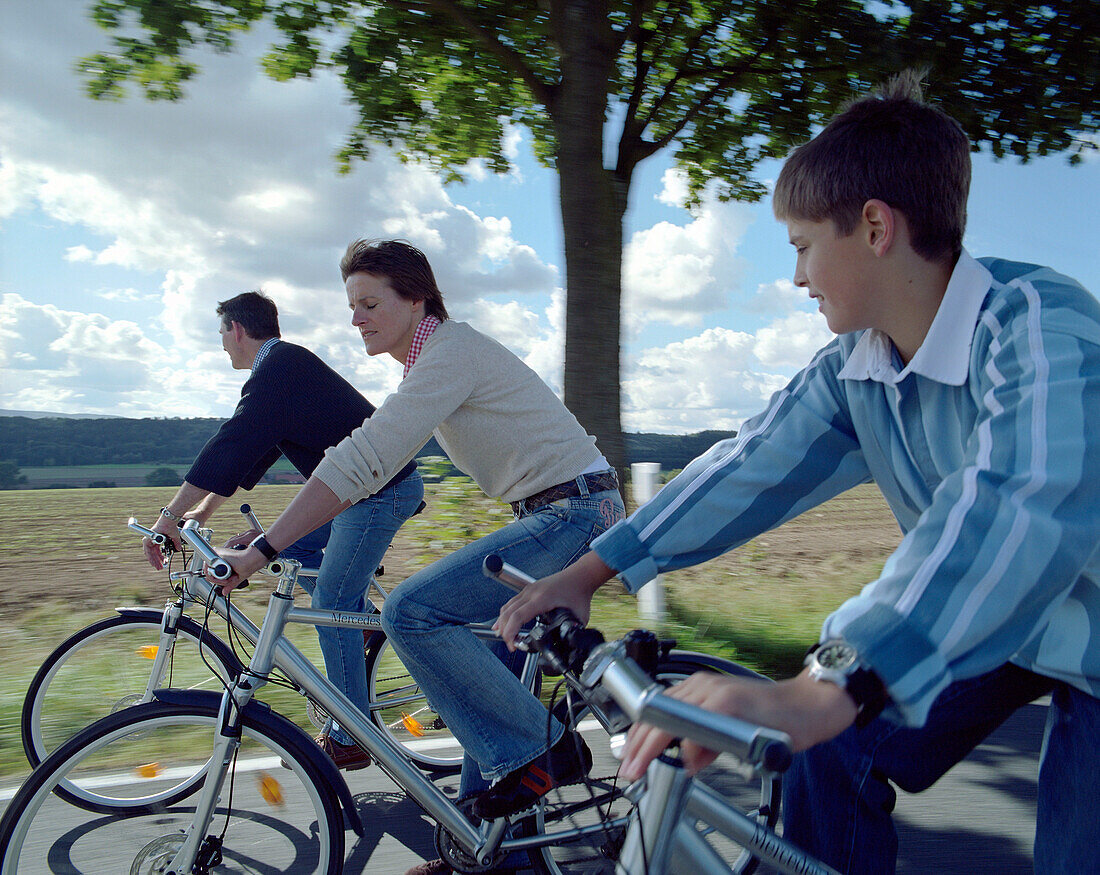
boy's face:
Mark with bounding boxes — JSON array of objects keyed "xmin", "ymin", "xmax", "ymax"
[{"xmin": 786, "ymin": 217, "xmax": 880, "ymax": 336}]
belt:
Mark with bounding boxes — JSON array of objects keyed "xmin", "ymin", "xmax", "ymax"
[{"xmin": 510, "ymin": 470, "xmax": 619, "ymax": 517}]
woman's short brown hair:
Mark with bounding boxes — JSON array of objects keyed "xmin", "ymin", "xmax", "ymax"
[{"xmin": 340, "ymin": 239, "xmax": 449, "ymax": 321}]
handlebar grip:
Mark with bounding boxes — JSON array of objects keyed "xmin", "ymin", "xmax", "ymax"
[
  {"xmin": 206, "ymin": 560, "xmax": 233, "ymax": 581},
  {"xmin": 179, "ymin": 520, "xmax": 233, "ymax": 581},
  {"xmin": 760, "ymin": 739, "xmax": 793, "ymax": 774},
  {"xmin": 482, "ymin": 553, "xmax": 536, "ymax": 592},
  {"xmin": 240, "ymin": 503, "xmax": 263, "ymax": 532}
]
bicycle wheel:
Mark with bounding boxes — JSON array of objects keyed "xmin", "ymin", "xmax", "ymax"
[
  {"xmin": 20, "ymin": 609, "xmax": 240, "ymax": 810},
  {"xmin": 365, "ymin": 633, "xmax": 464, "ymax": 773},
  {"xmin": 0, "ymin": 700, "xmax": 345, "ymax": 874},
  {"xmin": 524, "ymin": 652, "xmax": 782, "ymax": 875}
]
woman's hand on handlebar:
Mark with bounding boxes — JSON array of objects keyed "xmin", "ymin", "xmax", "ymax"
[
  {"xmin": 222, "ymin": 528, "xmax": 261, "ymax": 550},
  {"xmin": 618, "ymin": 669, "xmax": 860, "ymax": 782},
  {"xmin": 211, "ymin": 546, "xmax": 266, "ymax": 595},
  {"xmin": 494, "ymin": 551, "xmax": 616, "ymax": 650}
]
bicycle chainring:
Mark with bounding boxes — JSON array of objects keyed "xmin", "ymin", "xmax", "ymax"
[
  {"xmin": 433, "ymin": 798, "xmax": 510, "ymax": 874},
  {"xmin": 129, "ymin": 834, "xmax": 185, "ymax": 874},
  {"xmin": 306, "ymin": 698, "xmax": 331, "ymax": 730}
]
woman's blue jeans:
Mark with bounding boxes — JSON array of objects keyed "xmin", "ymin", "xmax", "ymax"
[
  {"xmin": 380, "ymin": 485, "xmax": 625, "ymax": 781},
  {"xmin": 783, "ymin": 663, "xmax": 1100, "ymax": 873},
  {"xmin": 295, "ymin": 471, "xmax": 425, "ymax": 746}
]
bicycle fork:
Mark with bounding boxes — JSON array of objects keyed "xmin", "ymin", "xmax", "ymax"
[
  {"xmin": 162, "ymin": 587, "xmax": 292, "ymax": 873},
  {"xmin": 159, "ymin": 682, "xmax": 255, "ymax": 872}
]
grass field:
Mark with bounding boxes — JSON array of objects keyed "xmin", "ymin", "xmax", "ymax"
[{"xmin": 0, "ymin": 479, "xmax": 900, "ymax": 783}]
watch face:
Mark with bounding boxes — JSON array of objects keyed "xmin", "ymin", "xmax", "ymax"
[{"xmin": 816, "ymin": 642, "xmax": 858, "ymax": 671}]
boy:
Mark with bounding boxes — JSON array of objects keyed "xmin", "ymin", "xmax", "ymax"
[{"xmin": 496, "ymin": 72, "xmax": 1100, "ymax": 874}]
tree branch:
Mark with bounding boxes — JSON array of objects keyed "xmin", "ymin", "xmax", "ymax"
[{"xmin": 395, "ymin": 0, "xmax": 556, "ymax": 107}]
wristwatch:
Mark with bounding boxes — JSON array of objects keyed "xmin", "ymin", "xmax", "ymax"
[
  {"xmin": 160, "ymin": 506, "xmax": 183, "ymax": 522},
  {"xmin": 250, "ymin": 535, "xmax": 279, "ymax": 562},
  {"xmin": 804, "ymin": 640, "xmax": 888, "ymax": 726}
]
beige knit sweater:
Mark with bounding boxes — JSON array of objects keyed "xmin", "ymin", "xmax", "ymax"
[{"xmin": 314, "ymin": 320, "xmax": 600, "ymax": 504}]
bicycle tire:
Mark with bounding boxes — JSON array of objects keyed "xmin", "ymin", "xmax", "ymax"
[
  {"xmin": 20, "ymin": 609, "xmax": 240, "ymax": 810},
  {"xmin": 0, "ymin": 700, "xmax": 345, "ymax": 874},
  {"xmin": 523, "ymin": 651, "xmax": 781, "ymax": 875}
]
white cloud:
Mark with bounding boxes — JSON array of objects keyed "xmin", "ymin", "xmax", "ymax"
[
  {"xmin": 0, "ymin": 0, "xmax": 563, "ymax": 417},
  {"xmin": 622, "ymin": 308, "xmax": 832, "ymax": 433},
  {"xmin": 753, "ymin": 310, "xmax": 833, "ymax": 369},
  {"xmin": 65, "ymin": 245, "xmax": 95, "ymax": 263},
  {"xmin": 623, "ymin": 170, "xmax": 752, "ymax": 333},
  {"xmin": 0, "ymin": 292, "xmax": 191, "ymax": 416}
]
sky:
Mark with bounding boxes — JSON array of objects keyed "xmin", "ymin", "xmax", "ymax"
[{"xmin": 2, "ymin": 1, "xmax": 1098, "ymax": 435}]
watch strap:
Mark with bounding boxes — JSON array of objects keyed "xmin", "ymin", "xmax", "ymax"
[
  {"xmin": 250, "ymin": 535, "xmax": 279, "ymax": 562},
  {"xmin": 806, "ymin": 642, "xmax": 889, "ymax": 727}
]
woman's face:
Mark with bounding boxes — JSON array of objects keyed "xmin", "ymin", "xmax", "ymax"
[{"xmin": 346, "ymin": 272, "xmax": 423, "ymax": 363}]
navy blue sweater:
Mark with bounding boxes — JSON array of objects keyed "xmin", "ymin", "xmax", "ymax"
[{"xmin": 186, "ymin": 340, "xmax": 415, "ymax": 496}]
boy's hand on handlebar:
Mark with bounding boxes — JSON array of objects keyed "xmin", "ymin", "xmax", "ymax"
[
  {"xmin": 143, "ymin": 516, "xmax": 183, "ymax": 570},
  {"xmin": 494, "ymin": 552, "xmax": 615, "ymax": 649},
  {"xmin": 618, "ymin": 669, "xmax": 860, "ymax": 782}
]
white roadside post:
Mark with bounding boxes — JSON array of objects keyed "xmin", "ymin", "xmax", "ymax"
[{"xmin": 631, "ymin": 462, "xmax": 667, "ymax": 623}]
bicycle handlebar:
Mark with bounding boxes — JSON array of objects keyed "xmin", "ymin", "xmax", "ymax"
[
  {"xmin": 127, "ymin": 517, "xmax": 169, "ymax": 546},
  {"xmin": 481, "ymin": 553, "xmax": 793, "ymax": 773},
  {"xmin": 127, "ymin": 516, "xmax": 232, "ymax": 580},
  {"xmin": 178, "ymin": 521, "xmax": 233, "ymax": 580},
  {"xmin": 239, "ymin": 503, "xmax": 263, "ymax": 532}
]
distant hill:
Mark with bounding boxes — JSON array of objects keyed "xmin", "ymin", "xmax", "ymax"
[
  {"xmin": 0, "ymin": 408, "xmax": 123, "ymax": 420},
  {"xmin": 0, "ymin": 415, "xmax": 735, "ymax": 478}
]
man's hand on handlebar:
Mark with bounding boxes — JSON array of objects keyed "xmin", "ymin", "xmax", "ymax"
[
  {"xmin": 618, "ymin": 669, "xmax": 860, "ymax": 782},
  {"xmin": 143, "ymin": 515, "xmax": 184, "ymax": 570}
]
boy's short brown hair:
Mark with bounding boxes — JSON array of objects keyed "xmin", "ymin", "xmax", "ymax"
[
  {"xmin": 773, "ymin": 71, "xmax": 971, "ymax": 264},
  {"xmin": 340, "ymin": 239, "xmax": 450, "ymax": 321}
]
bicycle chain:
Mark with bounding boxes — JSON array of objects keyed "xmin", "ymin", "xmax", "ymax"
[{"xmin": 432, "ymin": 773, "xmax": 626, "ymax": 872}]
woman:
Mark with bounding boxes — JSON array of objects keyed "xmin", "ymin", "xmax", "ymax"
[{"xmin": 219, "ymin": 239, "xmax": 624, "ymax": 867}]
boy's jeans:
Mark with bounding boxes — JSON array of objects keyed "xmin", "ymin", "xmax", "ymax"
[
  {"xmin": 783, "ymin": 663, "xmax": 1100, "ymax": 874},
  {"xmin": 296, "ymin": 471, "xmax": 425, "ymax": 746},
  {"xmin": 381, "ymin": 486, "xmax": 625, "ymax": 781}
]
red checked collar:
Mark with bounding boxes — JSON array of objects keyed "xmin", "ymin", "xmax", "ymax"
[{"xmin": 403, "ymin": 315, "xmax": 441, "ymax": 378}]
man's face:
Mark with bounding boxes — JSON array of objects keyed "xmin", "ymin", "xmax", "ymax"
[
  {"xmin": 787, "ymin": 217, "xmax": 880, "ymax": 336},
  {"xmin": 346, "ymin": 272, "xmax": 422, "ymax": 362},
  {"xmin": 219, "ymin": 321, "xmax": 247, "ymax": 369}
]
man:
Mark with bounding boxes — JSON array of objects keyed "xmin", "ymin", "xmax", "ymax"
[{"xmin": 144, "ymin": 290, "xmax": 423, "ymax": 769}]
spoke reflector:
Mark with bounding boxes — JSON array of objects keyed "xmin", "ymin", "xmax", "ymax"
[
  {"xmin": 258, "ymin": 771, "xmax": 285, "ymax": 806},
  {"xmin": 401, "ymin": 713, "xmax": 426, "ymax": 737}
]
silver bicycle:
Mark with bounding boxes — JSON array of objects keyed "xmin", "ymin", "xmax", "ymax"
[
  {"xmin": 1, "ymin": 526, "xmax": 770, "ymax": 873},
  {"xmin": 19, "ymin": 507, "xmax": 465, "ymax": 811}
]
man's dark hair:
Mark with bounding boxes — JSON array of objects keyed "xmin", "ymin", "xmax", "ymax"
[
  {"xmin": 216, "ymin": 291, "xmax": 280, "ymax": 339},
  {"xmin": 773, "ymin": 70, "xmax": 971, "ymax": 264},
  {"xmin": 340, "ymin": 239, "xmax": 449, "ymax": 321}
]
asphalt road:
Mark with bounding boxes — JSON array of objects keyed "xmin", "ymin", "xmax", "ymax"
[
  {"xmin": 1, "ymin": 702, "xmax": 1044, "ymax": 873},
  {"xmin": 342, "ymin": 701, "xmax": 1047, "ymax": 874}
]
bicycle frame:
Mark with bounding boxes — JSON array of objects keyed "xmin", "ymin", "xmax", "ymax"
[
  {"xmin": 485, "ymin": 556, "xmax": 838, "ymax": 875},
  {"xmin": 134, "ymin": 520, "xmax": 565, "ymax": 873}
]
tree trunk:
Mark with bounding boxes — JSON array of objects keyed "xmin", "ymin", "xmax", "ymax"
[{"xmin": 552, "ymin": 0, "xmax": 629, "ymax": 482}]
